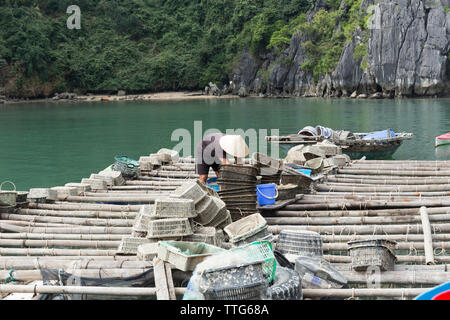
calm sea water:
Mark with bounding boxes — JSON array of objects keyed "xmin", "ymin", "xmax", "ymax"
[{"xmin": 0, "ymin": 98, "xmax": 449, "ymax": 190}]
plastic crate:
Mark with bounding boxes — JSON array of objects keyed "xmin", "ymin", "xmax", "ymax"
[
  {"xmin": 158, "ymin": 241, "xmax": 226, "ymax": 272},
  {"xmin": 147, "ymin": 218, "xmax": 193, "ymax": 239},
  {"xmin": 216, "ymin": 212, "xmax": 233, "ymax": 230},
  {"xmin": 182, "ymin": 227, "xmax": 225, "ymax": 247},
  {"xmin": 173, "ymin": 181, "xmax": 207, "ymax": 205},
  {"xmin": 224, "ymin": 213, "xmax": 268, "ymax": 244},
  {"xmin": 276, "ymin": 230, "xmax": 323, "ymax": 258},
  {"xmin": 348, "ymin": 239, "xmax": 397, "ymax": 271},
  {"xmin": 81, "ymin": 178, "xmax": 108, "ymax": 190},
  {"xmin": 200, "ymin": 262, "xmax": 268, "ymax": 300},
  {"xmin": 152, "ymin": 198, "xmax": 196, "ymax": 219},
  {"xmin": 117, "ymin": 236, "xmax": 153, "ymax": 255},
  {"xmin": 194, "ymin": 196, "xmax": 219, "ymax": 225}
]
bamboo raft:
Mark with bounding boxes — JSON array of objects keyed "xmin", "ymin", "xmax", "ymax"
[{"xmin": 1, "ymin": 157, "xmax": 450, "ymax": 300}]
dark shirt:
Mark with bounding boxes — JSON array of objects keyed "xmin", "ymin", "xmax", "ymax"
[{"xmin": 195, "ymin": 133, "xmax": 226, "ymax": 166}]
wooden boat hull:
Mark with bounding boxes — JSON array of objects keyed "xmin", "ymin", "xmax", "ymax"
[
  {"xmin": 278, "ymin": 142, "xmax": 402, "ymax": 160},
  {"xmin": 436, "ymin": 138, "xmax": 450, "ymax": 147},
  {"xmin": 269, "ymin": 132, "xmax": 413, "ymax": 160}
]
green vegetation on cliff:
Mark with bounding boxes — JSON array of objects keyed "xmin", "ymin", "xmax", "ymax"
[{"xmin": 0, "ymin": 0, "xmax": 373, "ymax": 97}]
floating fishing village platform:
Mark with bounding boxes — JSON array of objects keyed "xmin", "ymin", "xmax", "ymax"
[{"xmin": 1, "ymin": 156, "xmax": 450, "ymax": 300}]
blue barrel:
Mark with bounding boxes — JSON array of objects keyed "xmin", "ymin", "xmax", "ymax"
[{"xmin": 256, "ymin": 183, "xmax": 278, "ymax": 206}]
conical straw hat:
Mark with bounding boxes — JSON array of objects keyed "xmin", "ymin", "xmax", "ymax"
[{"xmin": 219, "ymin": 135, "xmax": 249, "ymax": 158}]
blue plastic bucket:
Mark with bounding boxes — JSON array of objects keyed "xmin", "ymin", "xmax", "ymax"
[
  {"xmin": 256, "ymin": 183, "xmax": 278, "ymax": 206},
  {"xmin": 296, "ymin": 168, "xmax": 312, "ymax": 176},
  {"xmin": 206, "ymin": 178, "xmax": 219, "ymax": 192}
]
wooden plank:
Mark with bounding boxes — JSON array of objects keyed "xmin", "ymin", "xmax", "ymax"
[
  {"xmin": 153, "ymin": 257, "xmax": 170, "ymax": 300},
  {"xmin": 165, "ymin": 262, "xmax": 176, "ymax": 300}
]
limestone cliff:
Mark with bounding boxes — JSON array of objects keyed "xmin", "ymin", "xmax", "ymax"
[{"xmin": 231, "ymin": 0, "xmax": 450, "ymax": 98}]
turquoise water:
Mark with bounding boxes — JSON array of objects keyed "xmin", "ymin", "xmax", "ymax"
[{"xmin": 0, "ymin": 98, "xmax": 449, "ymax": 190}]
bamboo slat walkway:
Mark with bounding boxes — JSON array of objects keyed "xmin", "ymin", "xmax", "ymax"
[{"xmin": 1, "ymin": 157, "xmax": 450, "ymax": 300}]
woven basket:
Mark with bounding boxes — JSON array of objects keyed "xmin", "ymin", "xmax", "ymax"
[
  {"xmin": 152, "ymin": 198, "xmax": 196, "ymax": 219},
  {"xmin": 132, "ymin": 205, "xmax": 154, "ymax": 233},
  {"xmin": 182, "ymin": 227, "xmax": 225, "ymax": 247},
  {"xmin": 276, "ymin": 230, "xmax": 323, "ymax": 258},
  {"xmin": 0, "ymin": 181, "xmax": 17, "ymax": 207},
  {"xmin": 117, "ymin": 236, "xmax": 154, "ymax": 255},
  {"xmin": 194, "ymin": 196, "xmax": 220, "ymax": 226},
  {"xmin": 173, "ymin": 181, "xmax": 207, "ymax": 205},
  {"xmin": 147, "ymin": 218, "xmax": 193, "ymax": 239},
  {"xmin": 348, "ymin": 239, "xmax": 397, "ymax": 271},
  {"xmin": 112, "ymin": 155, "xmax": 140, "ymax": 178}
]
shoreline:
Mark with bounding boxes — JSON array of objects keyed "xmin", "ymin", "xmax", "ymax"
[{"xmin": 1, "ymin": 90, "xmax": 449, "ymax": 105}]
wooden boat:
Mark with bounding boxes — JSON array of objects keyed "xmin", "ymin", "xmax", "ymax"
[
  {"xmin": 435, "ymin": 133, "xmax": 450, "ymax": 147},
  {"xmin": 266, "ymin": 132, "xmax": 413, "ymax": 160}
]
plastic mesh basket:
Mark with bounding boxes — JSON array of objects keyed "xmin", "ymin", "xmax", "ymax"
[
  {"xmin": 117, "ymin": 236, "xmax": 153, "ymax": 255},
  {"xmin": 147, "ymin": 218, "xmax": 193, "ymax": 239},
  {"xmin": 173, "ymin": 181, "xmax": 207, "ymax": 204},
  {"xmin": 152, "ymin": 198, "xmax": 196, "ymax": 219},
  {"xmin": 276, "ymin": 230, "xmax": 323, "ymax": 258},
  {"xmin": 194, "ymin": 196, "xmax": 219, "ymax": 225},
  {"xmin": 230, "ymin": 241, "xmax": 277, "ymax": 283}
]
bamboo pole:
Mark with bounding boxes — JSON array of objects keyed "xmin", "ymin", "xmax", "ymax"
[
  {"xmin": 0, "ymin": 239, "xmax": 120, "ymax": 249},
  {"xmin": 0, "ymin": 248, "xmax": 117, "ymax": 256},
  {"xmin": 17, "ymin": 209, "xmax": 137, "ymax": 219},
  {"xmin": 0, "ymin": 259, "xmax": 151, "ymax": 270},
  {"xmin": 311, "ymin": 233, "xmax": 450, "ymax": 243},
  {"xmin": 341, "ymin": 271, "xmax": 450, "ymax": 285},
  {"xmin": 321, "ymin": 241, "xmax": 450, "ymax": 251},
  {"xmin": 125, "ymin": 180, "xmax": 183, "ymax": 186},
  {"xmin": 333, "ymin": 174, "xmax": 450, "ymax": 180},
  {"xmin": 333, "ymin": 264, "xmax": 450, "ymax": 272},
  {"xmin": 0, "ymin": 284, "xmax": 186, "ymax": 297},
  {"xmin": 322, "ymin": 255, "xmax": 450, "ymax": 263},
  {"xmin": 302, "ymin": 288, "xmax": 426, "ymax": 299},
  {"xmin": 271, "ymin": 207, "xmax": 450, "ymax": 218},
  {"xmin": 420, "ymin": 206, "xmax": 435, "ymax": 265},
  {"xmin": 0, "ymin": 233, "xmax": 124, "ymax": 241},
  {"xmin": 337, "ymin": 169, "xmax": 450, "ymax": 176},
  {"xmin": 0, "ymin": 214, "xmax": 134, "ymax": 227},
  {"xmin": 0, "ymin": 269, "xmax": 152, "ymax": 282},
  {"xmin": 326, "ymin": 176, "xmax": 450, "ymax": 185},
  {"xmin": 0, "ymin": 223, "xmax": 132, "ymax": 234},
  {"xmin": 316, "ymin": 183, "xmax": 450, "ymax": 192},
  {"xmin": 27, "ymin": 202, "xmax": 141, "ymax": 212},
  {"xmin": 264, "ymin": 214, "xmax": 450, "ymax": 226},
  {"xmin": 267, "ymin": 223, "xmax": 450, "ymax": 235},
  {"xmin": 347, "ymin": 165, "xmax": 450, "ymax": 171},
  {"xmin": 284, "ymin": 199, "xmax": 450, "ymax": 210},
  {"xmin": 58, "ymin": 195, "xmax": 168, "ymax": 203}
]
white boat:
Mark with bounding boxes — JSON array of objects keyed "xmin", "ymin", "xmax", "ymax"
[{"xmin": 435, "ymin": 133, "xmax": 450, "ymax": 147}]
